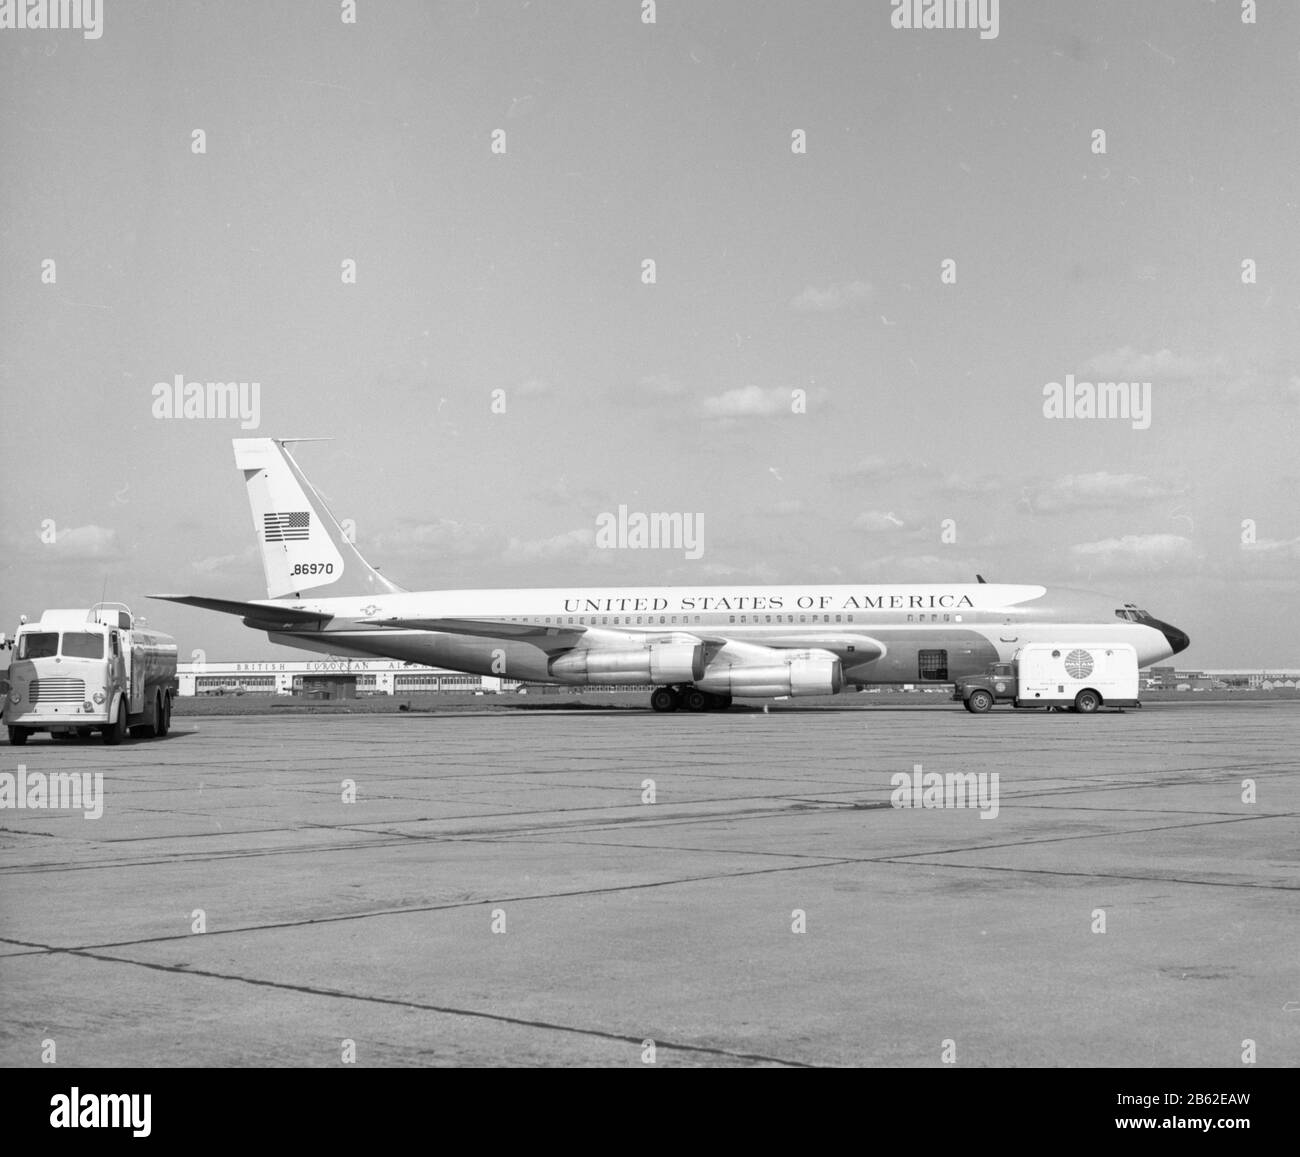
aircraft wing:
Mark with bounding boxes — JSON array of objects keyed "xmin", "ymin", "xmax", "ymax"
[
  {"xmin": 149, "ymin": 595, "xmax": 333, "ymax": 628},
  {"xmin": 357, "ymin": 618, "xmax": 879, "ymax": 662},
  {"xmin": 357, "ymin": 617, "xmax": 737, "ymax": 657},
  {"xmin": 360, "ymin": 616, "xmax": 588, "ymax": 642}
]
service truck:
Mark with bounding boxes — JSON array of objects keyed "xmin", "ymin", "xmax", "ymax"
[
  {"xmin": 953, "ymin": 643, "xmax": 1140, "ymax": 714},
  {"xmin": 3, "ymin": 604, "xmax": 178, "ymax": 745}
]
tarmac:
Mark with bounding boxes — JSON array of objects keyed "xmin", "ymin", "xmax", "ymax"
[{"xmin": 1, "ymin": 702, "xmax": 1296, "ymax": 1067}]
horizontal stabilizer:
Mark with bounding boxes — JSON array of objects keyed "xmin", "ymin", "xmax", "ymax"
[{"xmin": 149, "ymin": 595, "xmax": 332, "ymax": 628}]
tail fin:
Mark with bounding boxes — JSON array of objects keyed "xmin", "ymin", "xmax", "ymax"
[{"xmin": 232, "ymin": 438, "xmax": 405, "ymax": 600}]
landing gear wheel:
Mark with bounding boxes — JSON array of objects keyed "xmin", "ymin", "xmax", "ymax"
[
  {"xmin": 102, "ymin": 701, "xmax": 127, "ymax": 745},
  {"xmin": 708, "ymin": 694, "xmax": 732, "ymax": 711},
  {"xmin": 650, "ymin": 687, "xmax": 678, "ymax": 713},
  {"xmin": 7, "ymin": 726, "xmax": 29, "ymax": 746},
  {"xmin": 967, "ymin": 689, "xmax": 994, "ymax": 713},
  {"xmin": 1075, "ymin": 689, "xmax": 1101, "ymax": 714},
  {"xmin": 683, "ymin": 688, "xmax": 708, "ymax": 713}
]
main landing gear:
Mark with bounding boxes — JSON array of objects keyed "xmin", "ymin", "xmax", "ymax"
[{"xmin": 650, "ymin": 686, "xmax": 733, "ymax": 713}]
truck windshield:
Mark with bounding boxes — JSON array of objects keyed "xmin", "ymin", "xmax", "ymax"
[
  {"xmin": 62, "ymin": 632, "xmax": 105, "ymax": 659},
  {"xmin": 17, "ymin": 633, "xmax": 59, "ymax": 659}
]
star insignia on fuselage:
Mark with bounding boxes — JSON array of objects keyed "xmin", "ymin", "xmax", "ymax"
[{"xmin": 360, "ymin": 604, "xmax": 379, "ymax": 617}]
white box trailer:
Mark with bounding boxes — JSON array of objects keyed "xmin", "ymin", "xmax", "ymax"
[
  {"xmin": 1014, "ymin": 643, "xmax": 1139, "ymax": 712},
  {"xmin": 3, "ymin": 603, "xmax": 178, "ymax": 745}
]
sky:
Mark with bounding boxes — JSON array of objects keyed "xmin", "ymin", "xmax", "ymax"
[{"xmin": 1, "ymin": 0, "xmax": 1297, "ymax": 667}]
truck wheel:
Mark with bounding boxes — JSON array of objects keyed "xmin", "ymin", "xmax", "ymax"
[
  {"xmin": 102, "ymin": 701, "xmax": 127, "ymax": 745},
  {"xmin": 158, "ymin": 692, "xmax": 171, "ymax": 737},
  {"xmin": 7, "ymin": 726, "xmax": 29, "ymax": 746},
  {"xmin": 684, "ymin": 688, "xmax": 708, "ymax": 712},
  {"xmin": 967, "ymin": 689, "xmax": 995, "ymax": 713},
  {"xmin": 1075, "ymin": 689, "xmax": 1101, "ymax": 714},
  {"xmin": 142, "ymin": 691, "xmax": 164, "ymax": 737}
]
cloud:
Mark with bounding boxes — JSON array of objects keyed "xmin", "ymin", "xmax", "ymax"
[
  {"xmin": 1240, "ymin": 536, "xmax": 1300, "ymax": 558},
  {"xmin": 1086, "ymin": 347, "xmax": 1220, "ymax": 379},
  {"xmin": 853, "ymin": 510, "xmax": 907, "ymax": 532},
  {"xmin": 833, "ymin": 456, "xmax": 899, "ymax": 480},
  {"xmin": 191, "ymin": 552, "xmax": 251, "ymax": 574},
  {"xmin": 789, "ymin": 280, "xmax": 874, "ymax": 312},
  {"xmin": 1068, "ymin": 534, "xmax": 1198, "ymax": 572},
  {"xmin": 700, "ymin": 385, "xmax": 789, "ymax": 418},
  {"xmin": 531, "ymin": 477, "xmax": 611, "ymax": 508},
  {"xmin": 773, "ymin": 499, "xmax": 805, "ymax": 515},
  {"xmin": 637, "ymin": 373, "xmax": 687, "ymax": 398},
  {"xmin": 1234, "ymin": 536, "xmax": 1300, "ymax": 578},
  {"xmin": 938, "ymin": 472, "xmax": 1004, "ymax": 495},
  {"xmin": 503, "ymin": 527, "xmax": 595, "ymax": 562},
  {"xmin": 375, "ymin": 519, "xmax": 498, "ymax": 559},
  {"xmin": 49, "ymin": 524, "xmax": 119, "ymax": 560},
  {"xmin": 852, "ymin": 553, "xmax": 977, "ymax": 581},
  {"xmin": 607, "ymin": 373, "xmax": 689, "ymax": 409},
  {"xmin": 677, "ymin": 561, "xmax": 782, "ymax": 584},
  {"xmin": 1026, "ymin": 473, "xmax": 1184, "ymax": 514}
]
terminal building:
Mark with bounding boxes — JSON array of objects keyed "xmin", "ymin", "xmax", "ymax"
[
  {"xmin": 1145, "ymin": 667, "xmax": 1300, "ymax": 690},
  {"xmin": 178, "ymin": 658, "xmax": 518, "ymax": 698}
]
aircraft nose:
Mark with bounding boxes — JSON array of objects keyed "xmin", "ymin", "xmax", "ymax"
[{"xmin": 1154, "ymin": 620, "xmax": 1189, "ymax": 656}]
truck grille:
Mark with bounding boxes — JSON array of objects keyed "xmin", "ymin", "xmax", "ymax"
[{"xmin": 30, "ymin": 678, "xmax": 86, "ymax": 703}]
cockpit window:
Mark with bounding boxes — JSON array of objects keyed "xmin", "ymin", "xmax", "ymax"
[
  {"xmin": 17, "ymin": 633, "xmax": 59, "ymax": 659},
  {"xmin": 1115, "ymin": 606, "xmax": 1153, "ymax": 623},
  {"xmin": 62, "ymin": 632, "xmax": 105, "ymax": 659}
]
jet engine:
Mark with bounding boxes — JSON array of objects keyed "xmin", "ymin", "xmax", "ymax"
[
  {"xmin": 549, "ymin": 640, "xmax": 705, "ymax": 685},
  {"xmin": 697, "ymin": 648, "xmax": 843, "ymax": 697}
]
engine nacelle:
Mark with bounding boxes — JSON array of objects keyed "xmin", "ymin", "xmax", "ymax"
[
  {"xmin": 697, "ymin": 649, "xmax": 843, "ymax": 697},
  {"xmin": 549, "ymin": 641, "xmax": 704, "ymax": 685}
]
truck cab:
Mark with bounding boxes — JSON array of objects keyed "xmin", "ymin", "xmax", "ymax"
[
  {"xmin": 4, "ymin": 604, "xmax": 178, "ymax": 746},
  {"xmin": 953, "ymin": 662, "xmax": 1018, "ymax": 713}
]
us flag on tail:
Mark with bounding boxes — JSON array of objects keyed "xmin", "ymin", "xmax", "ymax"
[{"xmin": 264, "ymin": 511, "xmax": 310, "ymax": 542}]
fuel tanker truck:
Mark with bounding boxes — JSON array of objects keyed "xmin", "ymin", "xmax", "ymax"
[{"xmin": 3, "ymin": 603, "xmax": 178, "ymax": 746}]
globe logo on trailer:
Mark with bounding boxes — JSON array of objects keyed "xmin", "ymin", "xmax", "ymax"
[{"xmin": 1065, "ymin": 649, "xmax": 1094, "ymax": 679}]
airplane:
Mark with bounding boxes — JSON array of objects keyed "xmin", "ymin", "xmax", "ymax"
[{"xmin": 152, "ymin": 438, "xmax": 1190, "ymax": 713}]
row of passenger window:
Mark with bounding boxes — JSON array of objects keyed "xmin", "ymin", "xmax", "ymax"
[{"xmin": 503, "ymin": 613, "xmax": 963, "ymax": 627}]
